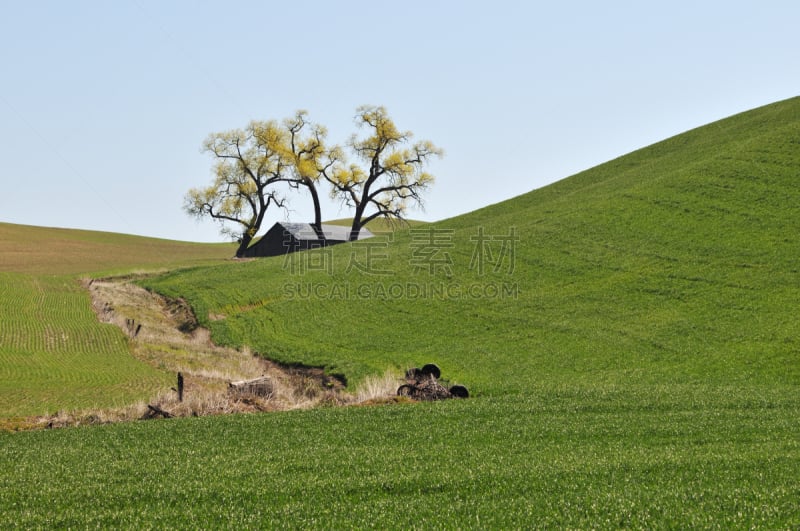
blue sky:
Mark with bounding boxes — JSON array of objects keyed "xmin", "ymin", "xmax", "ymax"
[{"xmin": 1, "ymin": 1, "xmax": 798, "ymax": 242}]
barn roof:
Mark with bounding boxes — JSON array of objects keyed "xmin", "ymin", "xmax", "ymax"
[{"xmin": 280, "ymin": 222, "xmax": 374, "ymax": 242}]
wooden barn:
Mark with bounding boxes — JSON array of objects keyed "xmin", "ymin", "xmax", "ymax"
[{"xmin": 240, "ymin": 222, "xmax": 374, "ymax": 258}]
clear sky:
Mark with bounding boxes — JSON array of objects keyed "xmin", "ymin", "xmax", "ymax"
[{"xmin": 1, "ymin": 1, "xmax": 798, "ymax": 242}]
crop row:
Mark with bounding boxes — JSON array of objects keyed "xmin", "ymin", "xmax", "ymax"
[
  {"xmin": 0, "ymin": 273, "xmax": 169, "ymax": 417},
  {"xmin": 0, "ymin": 274, "xmax": 123, "ymax": 351}
]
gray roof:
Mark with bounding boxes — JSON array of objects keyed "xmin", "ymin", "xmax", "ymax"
[{"xmin": 280, "ymin": 222, "xmax": 373, "ymax": 242}]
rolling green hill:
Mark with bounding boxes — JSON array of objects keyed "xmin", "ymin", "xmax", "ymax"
[
  {"xmin": 1, "ymin": 98, "xmax": 799, "ymax": 527},
  {"xmin": 143, "ymin": 96, "xmax": 800, "ymax": 394},
  {"xmin": 0, "ymin": 222, "xmax": 234, "ymax": 276}
]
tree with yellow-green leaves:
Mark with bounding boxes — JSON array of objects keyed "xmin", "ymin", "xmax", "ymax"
[
  {"xmin": 184, "ymin": 112, "xmax": 338, "ymax": 257},
  {"xmin": 184, "ymin": 120, "xmax": 291, "ymax": 257},
  {"xmin": 326, "ymin": 105, "xmax": 443, "ymax": 240},
  {"xmin": 282, "ymin": 111, "xmax": 342, "ymax": 240},
  {"xmin": 185, "ymin": 106, "xmax": 441, "ymax": 255}
]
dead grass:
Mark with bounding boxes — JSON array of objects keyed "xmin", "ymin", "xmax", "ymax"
[
  {"xmin": 90, "ymin": 279, "xmax": 269, "ymax": 381},
  {"xmin": 352, "ymin": 370, "xmax": 403, "ymax": 403}
]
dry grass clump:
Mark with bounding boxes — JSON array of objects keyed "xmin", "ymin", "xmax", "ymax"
[{"xmin": 350, "ymin": 370, "xmax": 403, "ymax": 404}]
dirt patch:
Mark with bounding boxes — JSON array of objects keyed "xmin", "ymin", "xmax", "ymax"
[{"xmin": 163, "ymin": 296, "xmax": 199, "ymax": 333}]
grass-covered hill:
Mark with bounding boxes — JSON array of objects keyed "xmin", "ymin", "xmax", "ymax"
[
  {"xmin": 143, "ymin": 96, "xmax": 800, "ymax": 395},
  {"xmin": 2, "ymin": 98, "xmax": 799, "ymax": 527},
  {"xmin": 0, "ymin": 222, "xmax": 234, "ymax": 276},
  {"xmin": 0, "ymin": 223, "xmax": 234, "ymax": 418}
]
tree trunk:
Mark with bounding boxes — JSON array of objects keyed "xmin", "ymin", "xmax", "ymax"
[
  {"xmin": 308, "ymin": 182, "xmax": 325, "ymax": 241},
  {"xmin": 349, "ymin": 220, "xmax": 362, "ymax": 241},
  {"xmin": 235, "ymin": 233, "xmax": 253, "ymax": 258},
  {"xmin": 349, "ymin": 203, "xmax": 365, "ymax": 241}
]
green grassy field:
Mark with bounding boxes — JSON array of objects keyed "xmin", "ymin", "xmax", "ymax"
[
  {"xmin": 1, "ymin": 97, "xmax": 799, "ymax": 526},
  {"xmin": 0, "ymin": 223, "xmax": 234, "ymax": 418},
  {"xmin": 0, "ymin": 222, "xmax": 234, "ymax": 276},
  {"xmin": 1, "ymin": 394, "xmax": 797, "ymax": 528}
]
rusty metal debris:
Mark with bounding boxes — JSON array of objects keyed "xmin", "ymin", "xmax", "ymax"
[{"xmin": 397, "ymin": 364, "xmax": 469, "ymax": 401}]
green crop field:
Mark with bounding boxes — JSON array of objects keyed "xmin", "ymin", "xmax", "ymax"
[
  {"xmin": 1, "ymin": 394, "xmax": 798, "ymax": 528},
  {"xmin": 1, "ymin": 97, "xmax": 799, "ymax": 527},
  {"xmin": 0, "ymin": 272, "xmax": 171, "ymax": 417},
  {"xmin": 0, "ymin": 223, "xmax": 234, "ymax": 418}
]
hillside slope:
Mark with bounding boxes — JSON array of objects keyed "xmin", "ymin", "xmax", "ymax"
[
  {"xmin": 0, "ymin": 222, "xmax": 234, "ymax": 276},
  {"xmin": 144, "ymin": 97, "xmax": 800, "ymax": 394}
]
